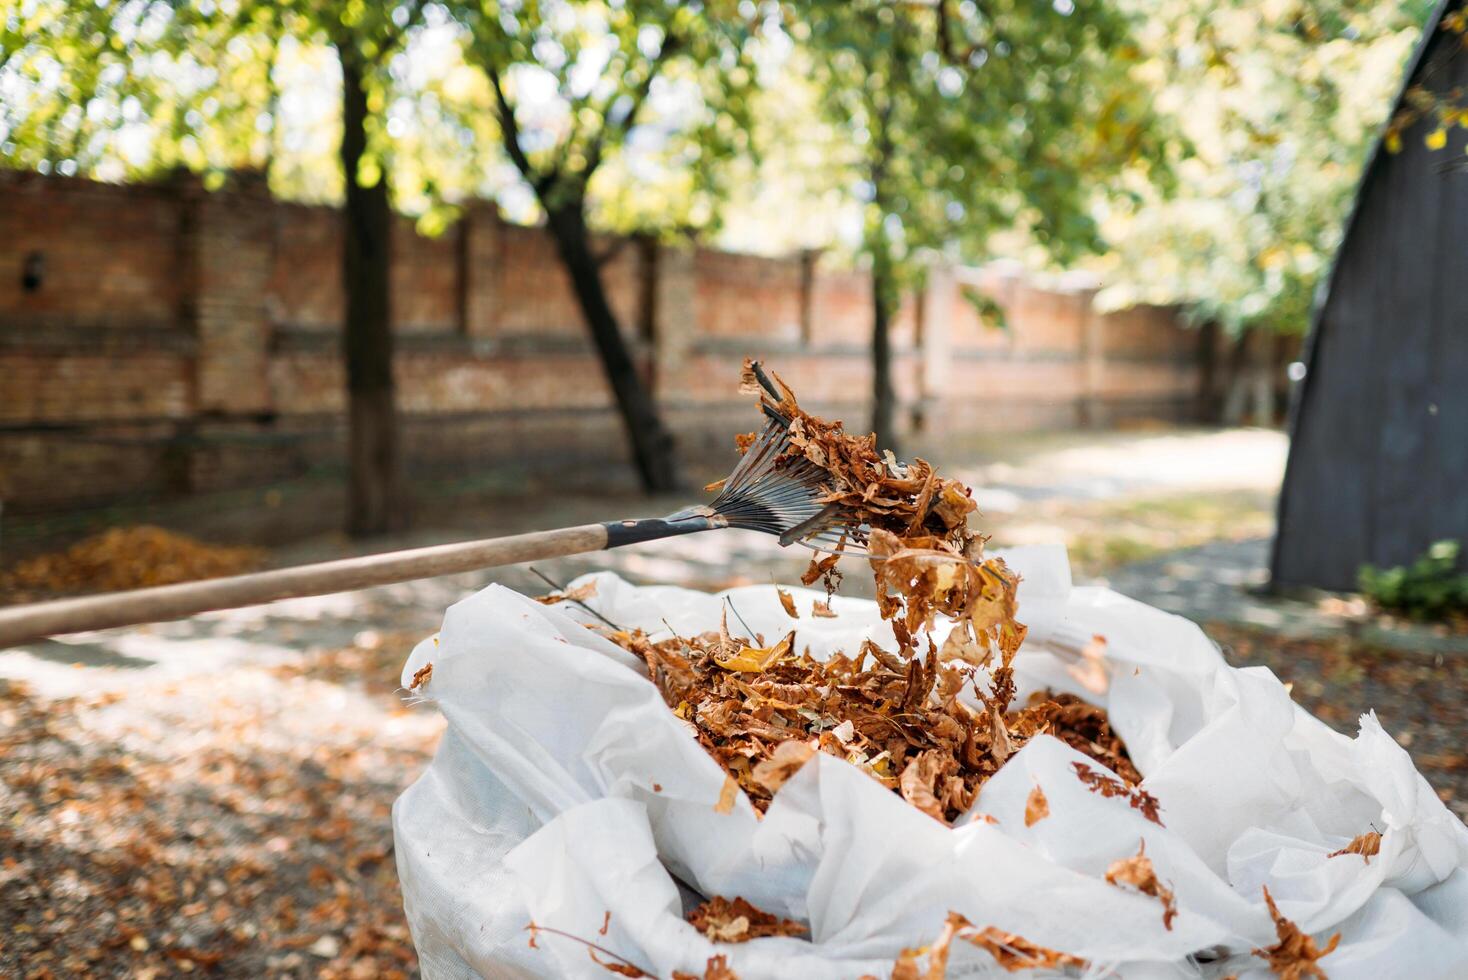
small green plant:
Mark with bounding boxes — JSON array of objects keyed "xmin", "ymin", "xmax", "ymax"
[{"xmin": 1358, "ymin": 540, "xmax": 1468, "ymax": 621}]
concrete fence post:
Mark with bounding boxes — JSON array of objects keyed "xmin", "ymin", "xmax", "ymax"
[
  {"xmin": 177, "ymin": 170, "xmax": 272, "ymax": 416},
  {"xmin": 1080, "ymin": 291, "xmax": 1105, "ymax": 429},
  {"xmin": 460, "ymin": 201, "xmax": 501, "ymax": 338},
  {"xmin": 919, "ymin": 262, "xmax": 956, "ymax": 437},
  {"xmin": 652, "ymin": 243, "xmax": 697, "ymax": 388}
]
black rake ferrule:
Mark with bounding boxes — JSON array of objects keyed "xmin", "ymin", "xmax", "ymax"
[{"xmin": 602, "ymin": 515, "xmax": 718, "ymax": 549}]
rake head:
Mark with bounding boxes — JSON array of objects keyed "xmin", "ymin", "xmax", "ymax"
[{"xmin": 701, "ymin": 362, "xmax": 867, "ymax": 555}]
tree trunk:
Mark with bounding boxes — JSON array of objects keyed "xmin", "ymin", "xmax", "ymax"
[
  {"xmin": 339, "ymin": 52, "xmax": 401, "ymax": 536},
  {"xmin": 544, "ymin": 204, "xmax": 679, "ymax": 493},
  {"xmin": 1221, "ymin": 328, "xmax": 1253, "ymax": 426},
  {"xmin": 870, "ymin": 260, "xmax": 898, "ymax": 453}
]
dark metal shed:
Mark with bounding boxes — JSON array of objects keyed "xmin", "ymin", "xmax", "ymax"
[{"xmin": 1271, "ymin": 1, "xmax": 1468, "ymax": 592}]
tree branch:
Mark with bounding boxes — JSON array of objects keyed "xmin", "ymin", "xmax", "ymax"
[
  {"xmin": 374, "ymin": 0, "xmax": 428, "ymax": 64},
  {"xmin": 931, "ymin": 0, "xmax": 995, "ymax": 67},
  {"xmin": 484, "ymin": 59, "xmax": 559, "ymax": 198},
  {"xmin": 580, "ymin": 30, "xmax": 683, "ymax": 183}
]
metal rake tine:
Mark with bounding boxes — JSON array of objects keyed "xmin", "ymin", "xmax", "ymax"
[{"xmin": 527, "ymin": 566, "xmax": 624, "ymax": 631}]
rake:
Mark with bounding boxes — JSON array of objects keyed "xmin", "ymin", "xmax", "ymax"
[{"xmin": 0, "ymin": 362, "xmax": 867, "ymax": 649}]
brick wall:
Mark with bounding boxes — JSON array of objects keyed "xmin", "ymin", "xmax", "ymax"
[{"xmin": 0, "ymin": 171, "xmax": 1203, "ymax": 516}]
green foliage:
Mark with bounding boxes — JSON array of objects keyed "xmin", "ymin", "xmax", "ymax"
[
  {"xmin": 0, "ymin": 1, "xmax": 271, "ymax": 181},
  {"xmin": 1092, "ymin": 0, "xmax": 1434, "ymax": 336},
  {"xmin": 1386, "ymin": 3, "xmax": 1468, "ymax": 157},
  {"xmin": 445, "ymin": 0, "xmax": 764, "ymax": 236},
  {"xmin": 0, "ymin": 0, "xmax": 426, "ymax": 199},
  {"xmin": 1359, "ymin": 540, "xmax": 1468, "ymax": 620},
  {"xmin": 960, "ymin": 286, "xmax": 1007, "ymax": 333},
  {"xmin": 795, "ymin": 0, "xmax": 1168, "ymax": 308}
]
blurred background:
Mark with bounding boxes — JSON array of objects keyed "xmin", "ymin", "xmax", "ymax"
[{"xmin": 2, "ymin": 0, "xmax": 1466, "ymax": 976}]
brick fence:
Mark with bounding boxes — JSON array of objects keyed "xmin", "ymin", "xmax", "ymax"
[{"xmin": 0, "ymin": 170, "xmax": 1203, "ymax": 519}]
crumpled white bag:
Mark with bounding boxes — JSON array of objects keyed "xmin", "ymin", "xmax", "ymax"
[{"xmin": 393, "ymin": 545, "xmax": 1468, "ymax": 979}]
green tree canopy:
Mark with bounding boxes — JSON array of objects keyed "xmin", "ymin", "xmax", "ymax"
[
  {"xmin": 796, "ymin": 0, "xmax": 1170, "ymax": 448},
  {"xmin": 1090, "ymin": 0, "xmax": 1433, "ymax": 337}
]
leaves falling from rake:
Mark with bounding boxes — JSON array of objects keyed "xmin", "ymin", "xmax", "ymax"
[{"xmin": 0, "ymin": 361, "xmax": 867, "ymax": 648}]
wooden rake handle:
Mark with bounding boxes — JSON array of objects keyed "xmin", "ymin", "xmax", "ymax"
[{"xmin": 0, "ymin": 522, "xmax": 626, "ymax": 649}]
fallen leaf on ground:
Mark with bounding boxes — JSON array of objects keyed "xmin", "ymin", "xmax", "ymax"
[
  {"xmin": 715, "ymin": 631, "xmax": 796, "ymax": 673},
  {"xmin": 1253, "ymin": 886, "xmax": 1340, "ymax": 980},
  {"xmin": 535, "ymin": 580, "xmax": 599, "ymax": 605},
  {"xmin": 1327, "ymin": 831, "xmax": 1381, "ymax": 864},
  {"xmin": 898, "ymin": 912, "xmax": 1087, "ymax": 976},
  {"xmin": 687, "ymin": 896, "xmax": 807, "ymax": 943},
  {"xmin": 673, "ymin": 954, "xmax": 740, "ymax": 979},
  {"xmin": 714, "ymin": 775, "xmax": 740, "ymax": 814},
  {"xmin": 1073, "ymin": 762, "xmax": 1163, "ymax": 824},
  {"xmin": 1025, "ymin": 784, "xmax": 1049, "ymax": 827},
  {"xmin": 1066, "ymin": 634, "xmax": 1110, "ymax": 695},
  {"xmin": 752, "ymin": 740, "xmax": 816, "ymax": 794},
  {"xmin": 1105, "ymin": 840, "xmax": 1177, "ymax": 930}
]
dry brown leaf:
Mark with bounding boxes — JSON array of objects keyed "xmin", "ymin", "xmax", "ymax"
[
  {"xmin": 962, "ymin": 925, "xmax": 1087, "ymax": 973},
  {"xmin": 715, "ymin": 631, "xmax": 796, "ymax": 673},
  {"xmin": 899, "ymin": 752, "xmax": 948, "ymax": 822},
  {"xmin": 776, "ymin": 588, "xmax": 799, "ymax": 618},
  {"xmin": 687, "ymin": 896, "xmax": 807, "ymax": 944},
  {"xmin": 902, "ymin": 913, "xmax": 1086, "ymax": 975},
  {"xmin": 588, "ymin": 950, "xmax": 648, "ymax": 976},
  {"xmin": 751, "ymin": 740, "xmax": 816, "ymax": 795},
  {"xmin": 1024, "ymin": 784, "xmax": 1049, "ymax": 827},
  {"xmin": 1327, "ymin": 831, "xmax": 1381, "ymax": 864},
  {"xmin": 1253, "ymin": 886, "xmax": 1341, "ymax": 980},
  {"xmin": 1105, "ymin": 840, "xmax": 1177, "ymax": 930},
  {"xmin": 811, "ymin": 599, "xmax": 839, "ymax": 618},
  {"xmin": 672, "ymin": 954, "xmax": 741, "ymax": 980},
  {"xmin": 1073, "ymin": 762, "xmax": 1163, "ymax": 824},
  {"xmin": 409, "ymin": 663, "xmax": 434, "ymax": 690},
  {"xmin": 714, "ymin": 775, "xmax": 740, "ymax": 814},
  {"xmin": 890, "ymin": 911, "xmax": 968, "ymax": 980},
  {"xmin": 536, "ymin": 580, "xmax": 599, "ymax": 606},
  {"xmin": 1066, "ymin": 634, "xmax": 1110, "ymax": 695}
]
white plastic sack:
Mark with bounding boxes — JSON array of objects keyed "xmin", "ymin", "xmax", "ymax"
[{"xmin": 393, "ymin": 545, "xmax": 1468, "ymax": 979}]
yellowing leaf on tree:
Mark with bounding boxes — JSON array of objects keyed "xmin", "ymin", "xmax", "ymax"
[
  {"xmin": 1427, "ymin": 127, "xmax": 1448, "ymax": 150},
  {"xmin": 1386, "ymin": 129, "xmax": 1403, "ymax": 153},
  {"xmin": 1025, "ymin": 784, "xmax": 1050, "ymax": 827},
  {"xmin": 715, "ymin": 630, "xmax": 796, "ymax": 672}
]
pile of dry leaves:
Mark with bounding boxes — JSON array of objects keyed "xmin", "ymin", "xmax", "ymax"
[
  {"xmin": 605, "ymin": 363, "xmax": 1139, "ymax": 823},
  {"xmin": 0, "ymin": 526, "xmax": 264, "ymax": 600}
]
